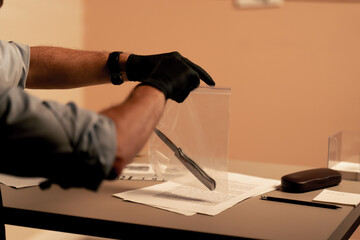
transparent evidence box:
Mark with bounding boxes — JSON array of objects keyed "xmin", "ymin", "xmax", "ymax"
[
  {"xmin": 148, "ymin": 86, "xmax": 231, "ymax": 194},
  {"xmin": 328, "ymin": 131, "xmax": 360, "ymax": 181}
]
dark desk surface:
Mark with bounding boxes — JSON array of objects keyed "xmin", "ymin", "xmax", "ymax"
[{"xmin": 2, "ymin": 160, "xmax": 360, "ymax": 240}]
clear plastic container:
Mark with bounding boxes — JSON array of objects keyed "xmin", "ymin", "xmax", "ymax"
[
  {"xmin": 148, "ymin": 86, "xmax": 231, "ymax": 194},
  {"xmin": 328, "ymin": 131, "xmax": 360, "ymax": 181}
]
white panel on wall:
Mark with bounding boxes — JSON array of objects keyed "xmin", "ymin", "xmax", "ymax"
[{"xmin": 235, "ymin": 0, "xmax": 283, "ymax": 8}]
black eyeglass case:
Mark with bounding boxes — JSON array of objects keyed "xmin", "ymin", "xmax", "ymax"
[{"xmin": 281, "ymin": 168, "xmax": 342, "ymax": 193}]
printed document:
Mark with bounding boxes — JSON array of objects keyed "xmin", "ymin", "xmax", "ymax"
[{"xmin": 114, "ymin": 172, "xmax": 280, "ymax": 216}]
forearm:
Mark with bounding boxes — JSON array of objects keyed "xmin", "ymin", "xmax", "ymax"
[
  {"xmin": 100, "ymin": 85, "xmax": 166, "ymax": 174},
  {"xmin": 26, "ymin": 46, "xmax": 129, "ymax": 89}
]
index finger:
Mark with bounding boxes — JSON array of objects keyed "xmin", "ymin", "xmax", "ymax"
[{"xmin": 182, "ymin": 58, "xmax": 215, "ymax": 86}]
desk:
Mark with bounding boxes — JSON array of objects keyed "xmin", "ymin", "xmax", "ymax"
[{"xmin": 2, "ymin": 160, "xmax": 360, "ymax": 240}]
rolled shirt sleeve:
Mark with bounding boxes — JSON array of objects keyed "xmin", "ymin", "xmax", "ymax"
[
  {"xmin": 0, "ymin": 40, "xmax": 29, "ymax": 90},
  {"xmin": 0, "ymin": 40, "xmax": 117, "ymax": 190}
]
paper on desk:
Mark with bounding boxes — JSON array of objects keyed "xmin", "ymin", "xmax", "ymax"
[
  {"xmin": 0, "ymin": 173, "xmax": 46, "ymax": 188},
  {"xmin": 117, "ymin": 163, "xmax": 165, "ymax": 181},
  {"xmin": 313, "ymin": 190, "xmax": 360, "ymax": 207},
  {"xmin": 331, "ymin": 161, "xmax": 360, "ymax": 173},
  {"xmin": 114, "ymin": 172, "xmax": 280, "ymax": 216}
]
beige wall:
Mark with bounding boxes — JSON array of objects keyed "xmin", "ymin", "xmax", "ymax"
[
  {"xmin": 0, "ymin": 0, "xmax": 85, "ymax": 106},
  {"xmin": 1, "ymin": 0, "xmax": 359, "ymax": 168},
  {"xmin": 83, "ymin": 0, "xmax": 360, "ymax": 167}
]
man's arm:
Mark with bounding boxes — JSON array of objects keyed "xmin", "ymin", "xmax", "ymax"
[
  {"xmin": 26, "ymin": 47, "xmax": 215, "ymax": 92},
  {"xmin": 11, "ymin": 44, "xmax": 215, "ymax": 189},
  {"xmin": 26, "ymin": 46, "xmax": 130, "ymax": 89},
  {"xmin": 0, "ymin": 83, "xmax": 164, "ymax": 189},
  {"xmin": 101, "ymin": 85, "xmax": 166, "ymax": 174}
]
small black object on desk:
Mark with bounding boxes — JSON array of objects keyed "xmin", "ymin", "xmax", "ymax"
[
  {"xmin": 280, "ymin": 168, "xmax": 342, "ymax": 193},
  {"xmin": 260, "ymin": 195, "xmax": 341, "ymax": 210}
]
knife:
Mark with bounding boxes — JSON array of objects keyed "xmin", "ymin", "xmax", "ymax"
[{"xmin": 153, "ymin": 128, "xmax": 216, "ymax": 191}]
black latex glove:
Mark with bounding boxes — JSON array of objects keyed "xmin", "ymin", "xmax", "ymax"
[
  {"xmin": 126, "ymin": 51, "xmax": 215, "ymax": 86},
  {"xmin": 137, "ymin": 55, "xmax": 214, "ymax": 103}
]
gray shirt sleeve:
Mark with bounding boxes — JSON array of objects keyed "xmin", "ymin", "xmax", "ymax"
[
  {"xmin": 0, "ymin": 41, "xmax": 117, "ymax": 190},
  {"xmin": 0, "ymin": 40, "xmax": 29, "ymax": 90}
]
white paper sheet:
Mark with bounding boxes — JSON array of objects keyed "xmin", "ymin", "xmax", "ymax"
[
  {"xmin": 313, "ymin": 189, "xmax": 360, "ymax": 207},
  {"xmin": 114, "ymin": 172, "xmax": 280, "ymax": 216},
  {"xmin": 117, "ymin": 163, "xmax": 164, "ymax": 181},
  {"xmin": 331, "ymin": 161, "xmax": 360, "ymax": 173},
  {"xmin": 0, "ymin": 173, "xmax": 46, "ymax": 188}
]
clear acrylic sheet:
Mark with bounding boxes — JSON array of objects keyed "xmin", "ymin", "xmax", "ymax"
[{"xmin": 148, "ymin": 86, "xmax": 231, "ymax": 194}]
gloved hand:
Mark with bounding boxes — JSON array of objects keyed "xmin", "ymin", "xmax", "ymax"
[
  {"xmin": 137, "ymin": 55, "xmax": 214, "ymax": 103},
  {"xmin": 128, "ymin": 52, "xmax": 215, "ymax": 103},
  {"xmin": 127, "ymin": 52, "xmax": 214, "ymax": 83}
]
